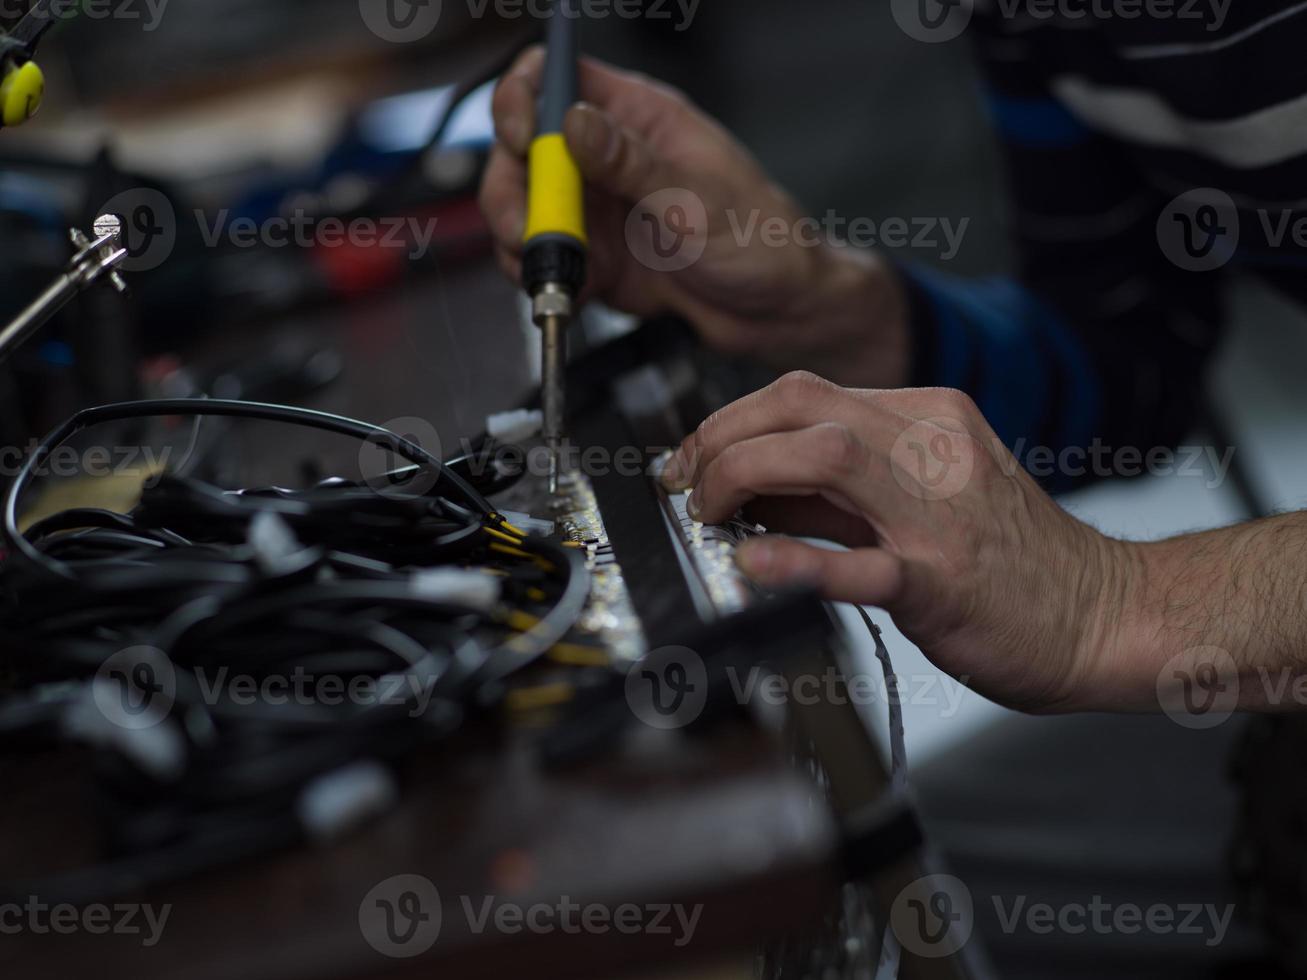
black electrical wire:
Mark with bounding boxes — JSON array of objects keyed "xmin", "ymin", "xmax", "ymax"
[
  {"xmin": 2, "ymin": 398, "xmax": 496, "ymax": 579},
  {"xmin": 0, "ymin": 396, "xmax": 592, "ymax": 904},
  {"xmin": 855, "ymin": 605, "xmax": 907, "ymax": 790}
]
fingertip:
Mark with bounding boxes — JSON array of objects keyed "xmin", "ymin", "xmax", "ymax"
[
  {"xmin": 564, "ymin": 102, "xmax": 619, "ymax": 171},
  {"xmin": 661, "ymin": 448, "xmax": 691, "ymax": 491},
  {"xmin": 492, "ymin": 76, "xmax": 535, "ymax": 156},
  {"xmin": 506, "ymin": 45, "xmax": 546, "ymax": 82},
  {"xmin": 736, "ymin": 537, "xmax": 819, "ymax": 589},
  {"xmin": 735, "ymin": 538, "xmax": 774, "ymax": 578}
]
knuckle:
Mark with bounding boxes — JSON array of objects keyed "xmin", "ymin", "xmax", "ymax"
[
  {"xmin": 713, "ymin": 441, "xmax": 751, "ymax": 485},
  {"xmin": 692, "ymin": 410, "xmax": 725, "ymax": 463},
  {"xmin": 771, "ymin": 371, "xmax": 832, "ymax": 412},
  {"xmin": 934, "ymin": 387, "xmax": 978, "ymax": 422},
  {"xmin": 811, "ymin": 423, "xmax": 865, "ymax": 479}
]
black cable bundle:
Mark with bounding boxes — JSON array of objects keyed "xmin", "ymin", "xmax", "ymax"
[{"xmin": 0, "ymin": 399, "xmax": 590, "ymax": 902}]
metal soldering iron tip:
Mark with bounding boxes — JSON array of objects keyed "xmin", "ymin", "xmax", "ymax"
[{"xmin": 539, "ymin": 309, "xmax": 568, "ymax": 497}]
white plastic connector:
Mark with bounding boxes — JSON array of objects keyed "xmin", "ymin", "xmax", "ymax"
[
  {"xmin": 497, "ymin": 509, "xmax": 555, "ymax": 537},
  {"xmin": 486, "ymin": 409, "xmax": 544, "ymax": 445},
  {"xmin": 297, "ymin": 761, "xmax": 398, "ymax": 843},
  {"xmin": 410, "ymin": 568, "xmax": 501, "ymax": 611}
]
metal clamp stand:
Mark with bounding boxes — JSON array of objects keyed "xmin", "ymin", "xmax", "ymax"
[{"xmin": 0, "ymin": 214, "xmax": 128, "ymax": 367}]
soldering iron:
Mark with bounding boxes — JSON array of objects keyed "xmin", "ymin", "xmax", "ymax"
[
  {"xmin": 522, "ymin": 0, "xmax": 587, "ymax": 494},
  {"xmin": 0, "ymin": 0, "xmax": 54, "ymax": 129}
]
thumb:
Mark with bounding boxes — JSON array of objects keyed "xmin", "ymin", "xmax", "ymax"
[
  {"xmin": 735, "ymin": 537, "xmax": 907, "ymax": 607},
  {"xmin": 564, "ymin": 102, "xmax": 669, "ymax": 202}
]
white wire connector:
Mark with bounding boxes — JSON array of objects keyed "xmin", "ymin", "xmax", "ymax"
[
  {"xmin": 486, "ymin": 408, "xmax": 544, "ymax": 444},
  {"xmin": 297, "ymin": 761, "xmax": 399, "ymax": 843},
  {"xmin": 497, "ymin": 509, "xmax": 555, "ymax": 537},
  {"xmin": 63, "ymin": 684, "xmax": 186, "ymax": 782},
  {"xmin": 410, "ymin": 567, "xmax": 501, "ymax": 611}
]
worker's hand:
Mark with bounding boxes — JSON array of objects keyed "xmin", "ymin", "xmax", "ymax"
[
  {"xmin": 662, "ymin": 372, "xmax": 1140, "ymax": 713},
  {"xmin": 480, "ymin": 49, "xmax": 911, "ymax": 389}
]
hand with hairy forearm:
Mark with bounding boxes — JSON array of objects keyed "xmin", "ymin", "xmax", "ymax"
[
  {"xmin": 660, "ymin": 371, "xmax": 1306, "ymax": 716},
  {"xmin": 1097, "ymin": 516, "xmax": 1307, "ymax": 714}
]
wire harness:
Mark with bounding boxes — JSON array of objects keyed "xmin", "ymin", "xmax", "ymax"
[{"xmin": 0, "ymin": 398, "xmax": 592, "ymax": 901}]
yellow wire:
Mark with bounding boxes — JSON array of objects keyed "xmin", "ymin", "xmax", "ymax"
[
  {"xmin": 494, "ymin": 516, "xmax": 530, "ymax": 538},
  {"xmin": 484, "ymin": 526, "xmax": 526, "ymax": 547},
  {"xmin": 548, "ymin": 644, "xmax": 611, "ymax": 668},
  {"xmin": 505, "ymin": 683, "xmax": 575, "ymax": 713},
  {"xmin": 506, "ymin": 610, "xmax": 541, "ymax": 632}
]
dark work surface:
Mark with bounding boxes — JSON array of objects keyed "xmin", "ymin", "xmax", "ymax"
[{"xmin": 0, "ymin": 726, "xmax": 838, "ymax": 980}]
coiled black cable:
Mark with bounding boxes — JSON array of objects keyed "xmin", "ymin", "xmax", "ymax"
[{"xmin": 0, "ymin": 397, "xmax": 593, "ymax": 902}]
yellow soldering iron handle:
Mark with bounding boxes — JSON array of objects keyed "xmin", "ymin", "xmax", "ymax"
[
  {"xmin": 525, "ymin": 132, "xmax": 587, "ymax": 248},
  {"xmin": 0, "ymin": 59, "xmax": 44, "ymax": 128},
  {"xmin": 522, "ymin": 0, "xmax": 587, "ymax": 299}
]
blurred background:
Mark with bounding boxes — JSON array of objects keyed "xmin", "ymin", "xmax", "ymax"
[{"xmin": 4, "ymin": 0, "xmax": 1303, "ymax": 975}]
